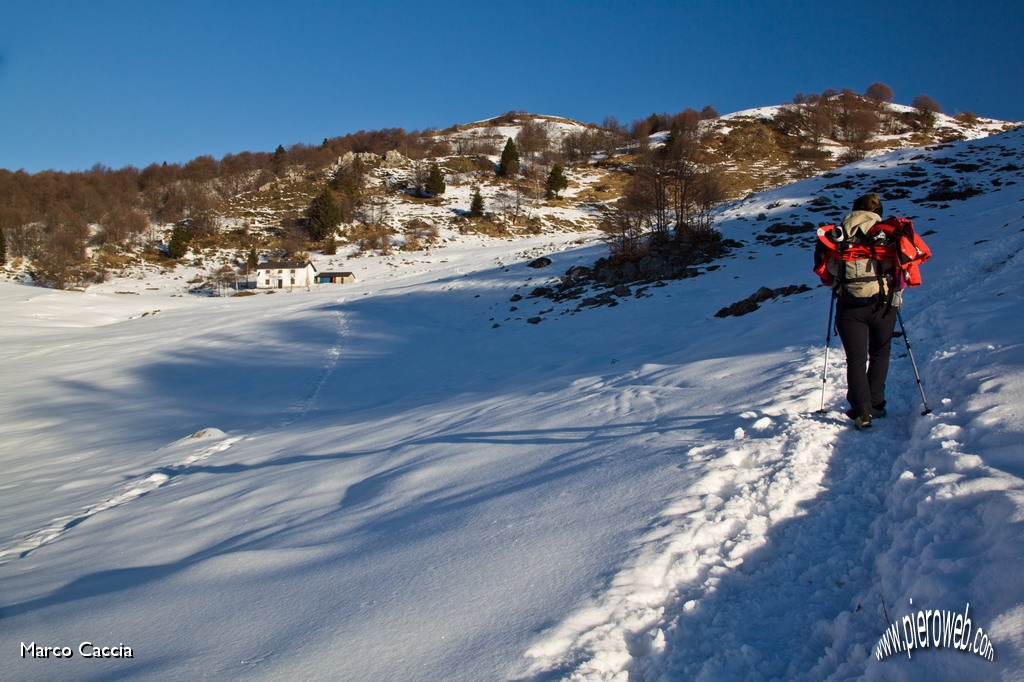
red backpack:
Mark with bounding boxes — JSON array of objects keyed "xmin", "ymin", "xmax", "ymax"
[{"xmin": 813, "ymin": 216, "xmax": 932, "ymax": 301}]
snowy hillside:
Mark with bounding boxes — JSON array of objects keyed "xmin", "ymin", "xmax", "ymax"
[{"xmin": 3, "ymin": 126, "xmax": 1024, "ymax": 681}]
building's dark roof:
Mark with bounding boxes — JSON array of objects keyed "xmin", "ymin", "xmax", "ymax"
[{"xmin": 256, "ymin": 261, "xmax": 316, "ymax": 271}]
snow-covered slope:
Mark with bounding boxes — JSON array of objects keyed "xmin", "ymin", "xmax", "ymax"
[{"xmin": 3, "ymin": 128, "xmax": 1024, "ymax": 681}]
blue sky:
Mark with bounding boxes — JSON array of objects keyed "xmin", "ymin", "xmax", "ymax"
[{"xmin": 3, "ymin": 0, "xmax": 1022, "ymax": 173}]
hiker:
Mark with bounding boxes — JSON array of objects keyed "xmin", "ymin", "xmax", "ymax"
[{"xmin": 814, "ymin": 193, "xmax": 906, "ymax": 429}]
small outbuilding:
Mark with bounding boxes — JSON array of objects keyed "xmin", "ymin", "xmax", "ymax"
[{"xmin": 315, "ymin": 271, "xmax": 356, "ymax": 284}]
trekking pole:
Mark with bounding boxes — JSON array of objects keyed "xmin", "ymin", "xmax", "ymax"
[
  {"xmin": 895, "ymin": 311, "xmax": 932, "ymax": 415},
  {"xmin": 816, "ymin": 292, "xmax": 837, "ymax": 414}
]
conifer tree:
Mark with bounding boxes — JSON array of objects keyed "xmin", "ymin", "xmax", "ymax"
[
  {"xmin": 912, "ymin": 94, "xmax": 942, "ymax": 130},
  {"xmin": 308, "ymin": 188, "xmax": 342, "ymax": 241},
  {"xmin": 498, "ymin": 138, "xmax": 520, "ymax": 177},
  {"xmin": 272, "ymin": 145, "xmax": 287, "ymax": 177},
  {"xmin": 246, "ymin": 246, "xmax": 258, "ymax": 272},
  {"xmin": 546, "ymin": 164, "xmax": 569, "ymax": 198},
  {"xmin": 167, "ymin": 224, "xmax": 190, "ymax": 259},
  {"xmin": 425, "ymin": 163, "xmax": 446, "ymax": 196},
  {"xmin": 0, "ymin": 227, "xmax": 6, "ymax": 265},
  {"xmin": 469, "ymin": 187, "xmax": 485, "ymax": 218},
  {"xmin": 323, "ymin": 236, "xmax": 337, "ymax": 255}
]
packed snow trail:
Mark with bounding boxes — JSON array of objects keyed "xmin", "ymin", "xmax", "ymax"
[{"xmin": 517, "ymin": 385, "xmax": 905, "ymax": 679}]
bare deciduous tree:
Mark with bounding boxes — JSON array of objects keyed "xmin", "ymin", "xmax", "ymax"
[
  {"xmin": 865, "ymin": 82, "xmax": 894, "ymax": 103},
  {"xmin": 624, "ymin": 162, "xmax": 670, "ymax": 238},
  {"xmin": 280, "ymin": 219, "xmax": 308, "ymax": 258},
  {"xmin": 561, "ymin": 130, "xmax": 606, "ymax": 163},
  {"xmin": 912, "ymin": 94, "xmax": 942, "ymax": 114},
  {"xmin": 211, "ymin": 264, "xmax": 238, "ymax": 296},
  {"xmin": 34, "ymin": 214, "xmax": 89, "ymax": 289},
  {"xmin": 601, "ymin": 203, "xmax": 646, "ymax": 264},
  {"xmin": 688, "ymin": 166, "xmax": 729, "ymax": 237},
  {"xmin": 515, "ymin": 120, "xmax": 552, "ymax": 167},
  {"xmin": 96, "ymin": 206, "xmax": 150, "ymax": 248}
]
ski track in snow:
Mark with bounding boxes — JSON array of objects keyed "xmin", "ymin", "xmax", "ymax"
[
  {"xmin": 0, "ymin": 430, "xmax": 243, "ymax": 565},
  {"xmin": 0, "ymin": 299, "xmax": 349, "ymax": 566},
  {"xmin": 279, "ymin": 300, "xmax": 348, "ymax": 427}
]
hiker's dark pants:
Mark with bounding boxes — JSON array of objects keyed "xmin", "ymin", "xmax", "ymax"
[{"xmin": 836, "ymin": 303, "xmax": 897, "ymax": 418}]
